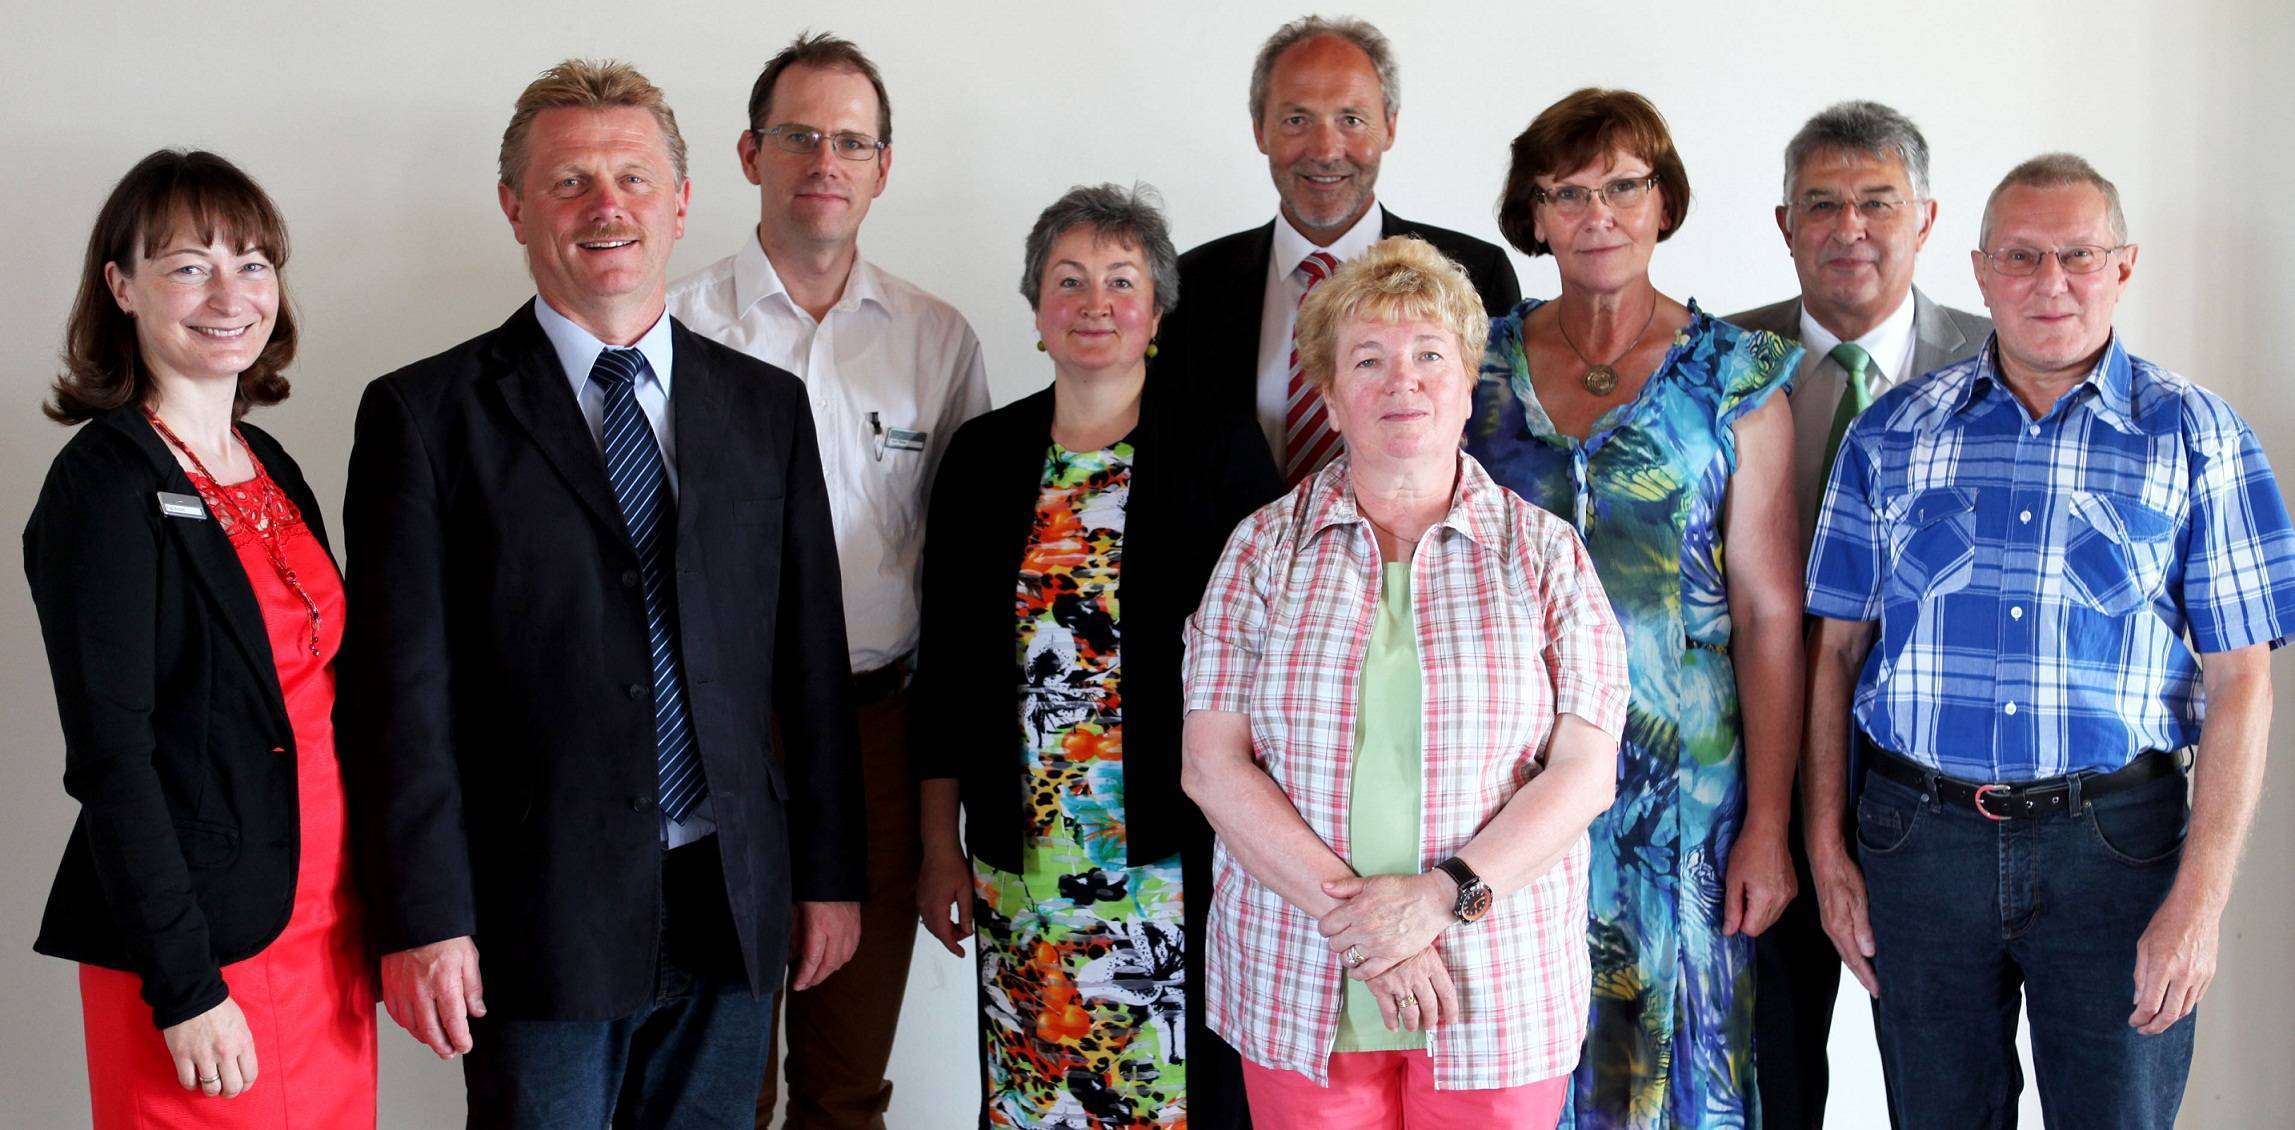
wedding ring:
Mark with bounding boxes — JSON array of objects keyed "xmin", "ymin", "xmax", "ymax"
[
  {"xmin": 1343, "ymin": 944, "xmax": 1366, "ymax": 968},
  {"xmin": 197, "ymin": 1074, "xmax": 220, "ymax": 1086}
]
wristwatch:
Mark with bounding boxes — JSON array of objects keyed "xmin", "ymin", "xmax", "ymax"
[{"xmin": 1434, "ymin": 856, "xmax": 1492, "ymax": 923}]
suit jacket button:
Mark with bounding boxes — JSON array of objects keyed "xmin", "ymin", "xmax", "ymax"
[
  {"xmin": 631, "ymin": 797, "xmax": 656, "ymax": 814},
  {"xmin": 621, "ymin": 569, "xmax": 640, "ymax": 588},
  {"xmin": 627, "ymin": 683, "xmax": 647, "ymax": 700}
]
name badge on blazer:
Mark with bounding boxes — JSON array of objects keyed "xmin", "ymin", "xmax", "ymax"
[{"xmin": 157, "ymin": 491, "xmax": 208, "ymax": 520}]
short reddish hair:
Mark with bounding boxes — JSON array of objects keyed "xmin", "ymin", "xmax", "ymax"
[{"xmin": 1496, "ymin": 88, "xmax": 1691, "ymax": 258}]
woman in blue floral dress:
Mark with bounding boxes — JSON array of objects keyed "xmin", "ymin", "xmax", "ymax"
[{"xmin": 1467, "ymin": 90, "xmax": 1807, "ymax": 1129}]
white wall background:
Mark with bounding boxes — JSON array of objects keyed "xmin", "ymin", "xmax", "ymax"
[{"xmin": 4, "ymin": 1, "xmax": 2290, "ymax": 1125}]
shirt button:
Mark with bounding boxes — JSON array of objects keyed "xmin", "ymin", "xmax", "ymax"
[
  {"xmin": 2028, "ymin": 424, "xmax": 2041, "ymax": 437},
  {"xmin": 627, "ymin": 683, "xmax": 647, "ymax": 700},
  {"xmin": 2011, "ymin": 606, "xmax": 2024, "ymax": 620},
  {"xmin": 622, "ymin": 569, "xmax": 640, "ymax": 588},
  {"xmin": 2005, "ymin": 701, "xmax": 2019, "ymax": 716},
  {"xmin": 2020, "ymin": 510, "xmax": 2033, "ymax": 524}
]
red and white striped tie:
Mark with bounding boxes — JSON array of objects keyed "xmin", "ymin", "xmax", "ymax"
[{"xmin": 1284, "ymin": 249, "xmax": 1344, "ymax": 486}]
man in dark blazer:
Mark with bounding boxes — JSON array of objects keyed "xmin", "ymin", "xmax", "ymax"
[
  {"xmin": 1153, "ymin": 15, "xmax": 1519, "ymax": 482},
  {"xmin": 1726, "ymin": 100, "xmax": 1989, "ymax": 1130},
  {"xmin": 338, "ymin": 59, "xmax": 864, "ymax": 1127}
]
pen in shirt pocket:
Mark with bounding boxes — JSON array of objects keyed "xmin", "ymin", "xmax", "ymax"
[{"xmin": 867, "ymin": 411, "xmax": 886, "ymax": 462}]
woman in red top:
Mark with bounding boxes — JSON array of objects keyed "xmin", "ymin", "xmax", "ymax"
[{"xmin": 24, "ymin": 149, "xmax": 375, "ymax": 1127}]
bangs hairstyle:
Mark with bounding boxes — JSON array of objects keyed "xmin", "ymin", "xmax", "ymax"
[
  {"xmin": 50, "ymin": 149, "xmax": 297, "ymax": 425},
  {"xmin": 1496, "ymin": 88, "xmax": 1691, "ymax": 257},
  {"xmin": 1294, "ymin": 236, "xmax": 1490, "ymax": 393}
]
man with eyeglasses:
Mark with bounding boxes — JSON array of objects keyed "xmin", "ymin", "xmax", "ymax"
[
  {"xmin": 668, "ymin": 31, "xmax": 989, "ymax": 1130},
  {"xmin": 1802, "ymin": 153, "xmax": 2295, "ymax": 1127},
  {"xmin": 1727, "ymin": 100, "xmax": 1990, "ymax": 1130},
  {"xmin": 1151, "ymin": 15, "xmax": 1518, "ymax": 482}
]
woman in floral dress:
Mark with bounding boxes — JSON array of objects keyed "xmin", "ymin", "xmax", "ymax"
[
  {"xmin": 1468, "ymin": 91, "xmax": 1807, "ymax": 1129},
  {"xmin": 914, "ymin": 184, "xmax": 1280, "ymax": 1128}
]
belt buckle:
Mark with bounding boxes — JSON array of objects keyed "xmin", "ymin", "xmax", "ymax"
[{"xmin": 1973, "ymin": 783, "xmax": 2012, "ymax": 821}]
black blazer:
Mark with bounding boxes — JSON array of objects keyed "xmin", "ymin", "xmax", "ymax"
[
  {"xmin": 26, "ymin": 408, "xmax": 330, "ymax": 1029},
  {"xmin": 911, "ymin": 383, "xmax": 1281, "ymax": 871},
  {"xmin": 337, "ymin": 302, "xmax": 864, "ymax": 1021},
  {"xmin": 1151, "ymin": 208, "xmax": 1523, "ymax": 444}
]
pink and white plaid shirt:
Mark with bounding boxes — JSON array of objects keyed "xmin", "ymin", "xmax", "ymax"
[{"xmin": 1183, "ymin": 452, "xmax": 1629, "ymax": 1090}]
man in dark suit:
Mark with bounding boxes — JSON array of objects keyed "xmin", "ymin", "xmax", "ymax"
[
  {"xmin": 339, "ymin": 59, "xmax": 864, "ymax": 1127},
  {"xmin": 1726, "ymin": 100, "xmax": 1989, "ymax": 1130},
  {"xmin": 1154, "ymin": 15, "xmax": 1520, "ymax": 483}
]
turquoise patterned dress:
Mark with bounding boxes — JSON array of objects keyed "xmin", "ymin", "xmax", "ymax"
[{"xmin": 1467, "ymin": 299, "xmax": 1798, "ymax": 1129}]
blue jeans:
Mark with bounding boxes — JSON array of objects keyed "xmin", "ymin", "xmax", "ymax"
[
  {"xmin": 461, "ymin": 839, "xmax": 776, "ymax": 1129},
  {"xmin": 1856, "ymin": 762, "xmax": 2194, "ymax": 1129}
]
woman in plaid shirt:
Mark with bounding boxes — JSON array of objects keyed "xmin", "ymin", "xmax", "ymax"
[{"xmin": 1182, "ymin": 236, "xmax": 1630, "ymax": 1127}]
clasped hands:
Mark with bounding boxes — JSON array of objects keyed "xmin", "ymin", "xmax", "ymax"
[{"xmin": 1317, "ymin": 872, "xmax": 1460, "ymax": 1032}]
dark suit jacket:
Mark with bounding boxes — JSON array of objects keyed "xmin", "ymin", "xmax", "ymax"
[
  {"xmin": 1152, "ymin": 207, "xmax": 1522, "ymax": 449},
  {"xmin": 910, "ymin": 384, "xmax": 1281, "ymax": 871},
  {"xmin": 337, "ymin": 301, "xmax": 864, "ymax": 1020},
  {"xmin": 26, "ymin": 408, "xmax": 330, "ymax": 1028}
]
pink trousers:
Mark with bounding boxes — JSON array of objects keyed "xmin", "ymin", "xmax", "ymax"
[{"xmin": 1242, "ymin": 1051, "xmax": 1566, "ymax": 1129}]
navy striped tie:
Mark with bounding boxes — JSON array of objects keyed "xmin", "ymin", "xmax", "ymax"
[{"xmin": 589, "ymin": 348, "xmax": 705, "ymax": 823}]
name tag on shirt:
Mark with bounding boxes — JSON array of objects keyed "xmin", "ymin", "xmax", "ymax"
[
  {"xmin": 157, "ymin": 491, "xmax": 208, "ymax": 520},
  {"xmin": 883, "ymin": 427, "xmax": 927, "ymax": 453}
]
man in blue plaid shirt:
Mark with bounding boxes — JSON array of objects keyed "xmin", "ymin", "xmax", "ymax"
[{"xmin": 1802, "ymin": 153, "xmax": 2295, "ymax": 1128}]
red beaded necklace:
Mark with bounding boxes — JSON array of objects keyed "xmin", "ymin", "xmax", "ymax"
[{"xmin": 144, "ymin": 408, "xmax": 323, "ymax": 656}]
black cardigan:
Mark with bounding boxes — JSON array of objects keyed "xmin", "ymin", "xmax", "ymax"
[
  {"xmin": 24, "ymin": 407, "xmax": 331, "ymax": 1029},
  {"xmin": 912, "ymin": 383, "xmax": 1281, "ymax": 870}
]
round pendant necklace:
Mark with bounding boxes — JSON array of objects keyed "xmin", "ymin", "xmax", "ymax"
[{"xmin": 1557, "ymin": 298, "xmax": 1659, "ymax": 396}]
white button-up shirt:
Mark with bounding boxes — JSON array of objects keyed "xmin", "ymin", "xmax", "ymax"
[{"xmin": 669, "ymin": 234, "xmax": 991, "ymax": 672}]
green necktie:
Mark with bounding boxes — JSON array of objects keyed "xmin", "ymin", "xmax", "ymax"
[{"xmin": 1821, "ymin": 341, "xmax": 1875, "ymax": 477}]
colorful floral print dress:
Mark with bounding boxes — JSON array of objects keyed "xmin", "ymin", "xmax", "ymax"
[
  {"xmin": 974, "ymin": 441, "xmax": 1188, "ymax": 1128},
  {"xmin": 1467, "ymin": 300, "xmax": 1799, "ymax": 1129}
]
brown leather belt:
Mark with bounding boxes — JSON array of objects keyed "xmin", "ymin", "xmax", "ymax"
[{"xmin": 1868, "ymin": 747, "xmax": 2181, "ymax": 821}]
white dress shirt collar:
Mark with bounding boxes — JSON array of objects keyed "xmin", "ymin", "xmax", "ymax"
[
  {"xmin": 733, "ymin": 230, "xmax": 890, "ymax": 325},
  {"xmin": 533, "ymin": 294, "xmax": 676, "ymax": 398},
  {"xmin": 1270, "ymin": 201, "xmax": 1387, "ymax": 281},
  {"xmin": 1797, "ymin": 290, "xmax": 1918, "ymax": 390}
]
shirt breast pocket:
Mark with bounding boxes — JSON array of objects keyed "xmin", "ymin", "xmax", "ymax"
[
  {"xmin": 1887, "ymin": 487, "xmax": 1977, "ymax": 601},
  {"xmin": 2062, "ymin": 491, "xmax": 2175, "ymax": 617}
]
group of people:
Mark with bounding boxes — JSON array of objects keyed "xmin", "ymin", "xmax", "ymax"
[{"xmin": 24, "ymin": 13, "xmax": 2294, "ymax": 1130}]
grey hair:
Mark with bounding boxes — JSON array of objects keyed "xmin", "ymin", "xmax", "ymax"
[
  {"xmin": 1247, "ymin": 15, "xmax": 1399, "ymax": 125},
  {"xmin": 1782, "ymin": 100, "xmax": 1932, "ymax": 204},
  {"xmin": 1019, "ymin": 183, "xmax": 1182, "ymax": 315},
  {"xmin": 1980, "ymin": 152, "xmax": 2128, "ymax": 249}
]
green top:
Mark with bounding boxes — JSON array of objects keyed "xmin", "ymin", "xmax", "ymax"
[{"xmin": 1333, "ymin": 562, "xmax": 1428, "ymax": 1053}]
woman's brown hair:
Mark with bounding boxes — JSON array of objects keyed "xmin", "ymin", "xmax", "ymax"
[
  {"xmin": 1496, "ymin": 88, "xmax": 1691, "ymax": 258},
  {"xmin": 49, "ymin": 149, "xmax": 296, "ymax": 424}
]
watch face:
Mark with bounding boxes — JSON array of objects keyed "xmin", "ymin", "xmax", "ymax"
[{"xmin": 1458, "ymin": 883, "xmax": 1493, "ymax": 922}]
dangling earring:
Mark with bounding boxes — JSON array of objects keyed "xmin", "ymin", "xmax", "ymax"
[
  {"xmin": 1145, "ymin": 340, "xmax": 1160, "ymax": 360},
  {"xmin": 1036, "ymin": 339, "xmax": 1047, "ymax": 352}
]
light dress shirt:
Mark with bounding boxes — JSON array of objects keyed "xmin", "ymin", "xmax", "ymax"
[
  {"xmin": 532, "ymin": 295, "xmax": 713, "ymax": 847},
  {"xmin": 1807, "ymin": 334, "xmax": 2295, "ymax": 779},
  {"xmin": 669, "ymin": 234, "xmax": 990, "ymax": 673},
  {"xmin": 1254, "ymin": 205, "xmax": 1387, "ymax": 459},
  {"xmin": 1184, "ymin": 452, "xmax": 1630, "ymax": 1090},
  {"xmin": 1789, "ymin": 294, "xmax": 1917, "ymax": 549}
]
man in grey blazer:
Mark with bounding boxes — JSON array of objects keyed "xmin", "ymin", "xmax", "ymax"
[{"xmin": 1727, "ymin": 100, "xmax": 1989, "ymax": 1130}]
